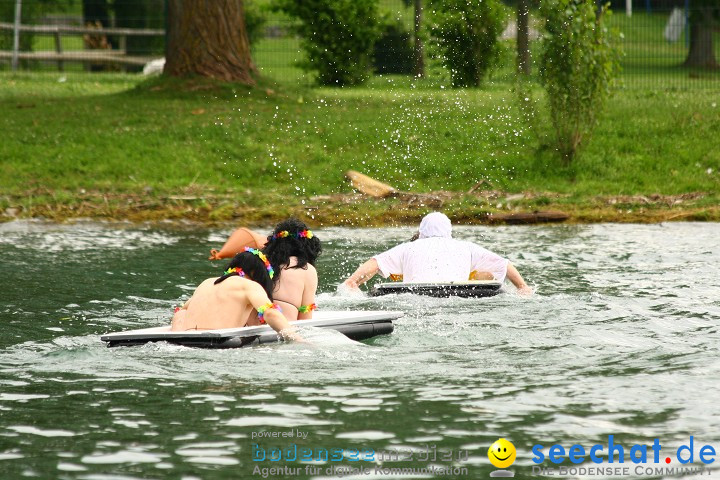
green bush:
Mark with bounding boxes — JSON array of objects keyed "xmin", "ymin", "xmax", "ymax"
[
  {"xmin": 272, "ymin": 0, "xmax": 379, "ymax": 86},
  {"xmin": 373, "ymin": 16, "xmax": 414, "ymax": 75},
  {"xmin": 538, "ymin": 0, "xmax": 621, "ymax": 162},
  {"xmin": 428, "ymin": 0, "xmax": 509, "ymax": 87}
]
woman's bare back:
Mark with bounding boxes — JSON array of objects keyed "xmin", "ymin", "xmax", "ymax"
[
  {"xmin": 171, "ymin": 277, "xmax": 256, "ymax": 331},
  {"xmin": 272, "ymin": 258, "xmax": 318, "ymax": 320}
]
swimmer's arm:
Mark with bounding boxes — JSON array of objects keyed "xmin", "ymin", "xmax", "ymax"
[
  {"xmin": 171, "ymin": 296, "xmax": 193, "ymax": 330},
  {"xmin": 170, "ymin": 288, "xmax": 195, "ymax": 330},
  {"xmin": 506, "ymin": 263, "xmax": 532, "ymax": 295},
  {"xmin": 343, "ymin": 258, "xmax": 379, "ymax": 290},
  {"xmin": 298, "ymin": 265, "xmax": 318, "ymax": 320},
  {"xmin": 244, "ymin": 282, "xmax": 299, "ymax": 340}
]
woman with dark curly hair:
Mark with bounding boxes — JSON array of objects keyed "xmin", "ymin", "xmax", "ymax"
[{"xmin": 262, "ymin": 218, "xmax": 322, "ymax": 321}]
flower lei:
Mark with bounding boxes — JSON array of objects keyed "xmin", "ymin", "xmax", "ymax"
[
  {"xmin": 256, "ymin": 303, "xmax": 281, "ymax": 324},
  {"xmin": 244, "ymin": 247, "xmax": 274, "ymax": 279},
  {"xmin": 298, "ymin": 303, "xmax": 317, "ymax": 314},
  {"xmin": 224, "ymin": 267, "xmax": 245, "ymax": 277},
  {"xmin": 271, "ymin": 229, "xmax": 314, "ymax": 240}
]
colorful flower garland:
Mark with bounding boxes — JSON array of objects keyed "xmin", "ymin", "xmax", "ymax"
[
  {"xmin": 298, "ymin": 303, "xmax": 317, "ymax": 314},
  {"xmin": 244, "ymin": 247, "xmax": 274, "ymax": 279},
  {"xmin": 271, "ymin": 229, "xmax": 314, "ymax": 240},
  {"xmin": 224, "ymin": 267, "xmax": 245, "ymax": 277},
  {"xmin": 256, "ymin": 302, "xmax": 281, "ymax": 324}
]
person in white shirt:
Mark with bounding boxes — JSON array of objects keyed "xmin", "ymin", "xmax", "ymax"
[{"xmin": 342, "ymin": 212, "xmax": 532, "ymax": 295}]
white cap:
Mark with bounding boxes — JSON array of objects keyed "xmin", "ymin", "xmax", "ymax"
[{"xmin": 418, "ymin": 212, "xmax": 452, "ymax": 239}]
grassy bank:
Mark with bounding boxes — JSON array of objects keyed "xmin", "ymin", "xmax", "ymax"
[{"xmin": 1, "ymin": 72, "xmax": 718, "ymax": 225}]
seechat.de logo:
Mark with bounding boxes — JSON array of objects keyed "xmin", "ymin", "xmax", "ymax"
[{"xmin": 488, "ymin": 438, "xmax": 516, "ymax": 477}]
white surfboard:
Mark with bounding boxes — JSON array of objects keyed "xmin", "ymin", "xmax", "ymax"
[{"xmin": 101, "ymin": 310, "xmax": 403, "ymax": 348}]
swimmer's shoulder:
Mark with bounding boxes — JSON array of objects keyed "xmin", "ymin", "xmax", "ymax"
[{"xmin": 205, "ymin": 275, "xmax": 254, "ymax": 291}]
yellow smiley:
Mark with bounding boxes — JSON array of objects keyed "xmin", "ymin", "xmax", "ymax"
[{"xmin": 488, "ymin": 438, "xmax": 516, "ymax": 469}]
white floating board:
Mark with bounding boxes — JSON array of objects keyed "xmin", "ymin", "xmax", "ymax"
[
  {"xmin": 370, "ymin": 280, "xmax": 502, "ymax": 298},
  {"xmin": 101, "ymin": 310, "xmax": 403, "ymax": 348}
]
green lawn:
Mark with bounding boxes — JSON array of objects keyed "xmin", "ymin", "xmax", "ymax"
[{"xmin": 1, "ymin": 72, "xmax": 718, "ymax": 204}]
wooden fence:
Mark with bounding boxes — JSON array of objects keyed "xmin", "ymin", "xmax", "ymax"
[{"xmin": 0, "ymin": 22, "xmax": 164, "ymax": 70}]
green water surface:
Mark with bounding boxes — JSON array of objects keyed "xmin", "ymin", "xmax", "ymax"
[{"xmin": 1, "ymin": 221, "xmax": 719, "ymax": 479}]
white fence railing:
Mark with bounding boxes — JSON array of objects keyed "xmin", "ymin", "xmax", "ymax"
[{"xmin": 0, "ymin": 20, "xmax": 164, "ymax": 70}]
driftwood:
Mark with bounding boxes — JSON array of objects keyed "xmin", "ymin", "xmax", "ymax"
[
  {"xmin": 345, "ymin": 170, "xmax": 397, "ymax": 198},
  {"xmin": 488, "ymin": 210, "xmax": 569, "ymax": 224},
  {"xmin": 345, "ymin": 170, "xmax": 445, "ymax": 208},
  {"xmin": 467, "ymin": 179, "xmax": 495, "ymax": 194}
]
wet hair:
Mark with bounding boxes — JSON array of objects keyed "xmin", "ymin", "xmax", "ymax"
[
  {"xmin": 214, "ymin": 251, "xmax": 274, "ymax": 300},
  {"xmin": 262, "ymin": 218, "xmax": 322, "ymax": 284}
]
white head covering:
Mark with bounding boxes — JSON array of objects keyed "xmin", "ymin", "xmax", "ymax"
[{"xmin": 418, "ymin": 212, "xmax": 452, "ymax": 239}]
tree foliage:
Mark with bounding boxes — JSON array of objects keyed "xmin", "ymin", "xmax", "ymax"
[
  {"xmin": 428, "ymin": 0, "xmax": 509, "ymax": 87},
  {"xmin": 538, "ymin": 0, "xmax": 621, "ymax": 162},
  {"xmin": 273, "ymin": 0, "xmax": 379, "ymax": 86}
]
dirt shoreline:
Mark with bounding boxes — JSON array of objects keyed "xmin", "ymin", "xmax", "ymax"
[{"xmin": 2, "ymin": 191, "xmax": 718, "ymax": 226}]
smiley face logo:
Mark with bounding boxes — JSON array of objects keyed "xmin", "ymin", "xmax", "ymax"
[{"xmin": 488, "ymin": 438, "xmax": 516, "ymax": 469}]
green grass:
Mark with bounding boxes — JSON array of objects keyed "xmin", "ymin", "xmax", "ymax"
[
  {"xmin": 252, "ymin": 36, "xmax": 311, "ymax": 86},
  {"xmin": 1, "ymin": 72, "xmax": 718, "ymax": 212}
]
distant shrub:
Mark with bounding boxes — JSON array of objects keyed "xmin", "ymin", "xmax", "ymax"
[
  {"xmin": 272, "ymin": 0, "xmax": 379, "ymax": 86},
  {"xmin": 538, "ymin": 0, "xmax": 621, "ymax": 162},
  {"xmin": 373, "ymin": 16, "xmax": 414, "ymax": 75},
  {"xmin": 428, "ymin": 0, "xmax": 509, "ymax": 87}
]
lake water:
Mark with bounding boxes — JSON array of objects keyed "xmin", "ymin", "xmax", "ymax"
[{"xmin": 0, "ymin": 220, "xmax": 719, "ymax": 479}]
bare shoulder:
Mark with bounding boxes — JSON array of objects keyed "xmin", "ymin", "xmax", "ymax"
[
  {"xmin": 301, "ymin": 263, "xmax": 318, "ymax": 282},
  {"xmin": 198, "ymin": 278, "xmax": 218, "ymax": 288},
  {"xmin": 239, "ymin": 277, "xmax": 266, "ymax": 294},
  {"xmin": 282, "ymin": 262, "xmax": 317, "ymax": 278}
]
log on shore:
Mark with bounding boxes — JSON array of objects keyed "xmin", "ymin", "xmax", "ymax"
[{"xmin": 488, "ymin": 211, "xmax": 569, "ymax": 224}]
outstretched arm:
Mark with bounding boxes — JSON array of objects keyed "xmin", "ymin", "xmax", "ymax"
[
  {"xmin": 343, "ymin": 258, "xmax": 380, "ymax": 290},
  {"xmin": 506, "ymin": 262, "xmax": 532, "ymax": 295}
]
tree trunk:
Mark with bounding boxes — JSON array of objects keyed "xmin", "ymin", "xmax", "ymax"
[
  {"xmin": 683, "ymin": 6, "xmax": 718, "ymax": 69},
  {"xmin": 413, "ymin": 0, "xmax": 425, "ymax": 78},
  {"xmin": 165, "ymin": 0, "xmax": 257, "ymax": 83},
  {"xmin": 517, "ymin": 0, "xmax": 531, "ymax": 75}
]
